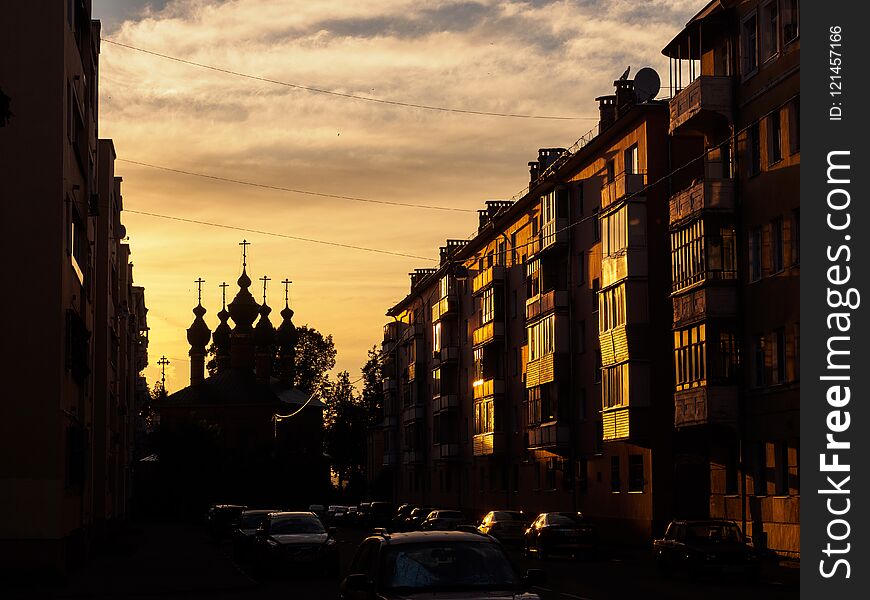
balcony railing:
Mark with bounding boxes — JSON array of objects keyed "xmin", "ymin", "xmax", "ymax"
[
  {"xmin": 672, "ymin": 285, "xmax": 737, "ymax": 327},
  {"xmin": 601, "ymin": 407, "xmax": 631, "ymax": 441},
  {"xmin": 431, "ymin": 295, "xmax": 458, "ymax": 322},
  {"xmin": 669, "ymin": 178, "xmax": 735, "ymax": 227},
  {"xmin": 472, "ymin": 265, "xmax": 505, "ymax": 295},
  {"xmin": 472, "ymin": 321, "xmax": 504, "ymax": 347},
  {"xmin": 433, "ymin": 345, "xmax": 460, "ymax": 363},
  {"xmin": 669, "ymin": 76, "xmax": 733, "ymax": 135},
  {"xmin": 473, "ymin": 432, "xmax": 505, "ymax": 456},
  {"xmin": 383, "ymin": 321, "xmax": 403, "ymax": 343},
  {"xmin": 525, "ymin": 290, "xmax": 568, "ymax": 322},
  {"xmin": 433, "ymin": 393, "xmax": 459, "ymax": 411},
  {"xmin": 472, "ymin": 378, "xmax": 504, "ymax": 400},
  {"xmin": 601, "ymin": 171, "xmax": 646, "ymax": 210},
  {"xmin": 401, "ymin": 403, "xmax": 426, "ymax": 423},
  {"xmin": 674, "ymin": 385, "xmax": 738, "ymax": 428},
  {"xmin": 382, "ymin": 378, "xmax": 397, "ymax": 393},
  {"xmin": 526, "ymin": 422, "xmax": 570, "ymax": 451}
]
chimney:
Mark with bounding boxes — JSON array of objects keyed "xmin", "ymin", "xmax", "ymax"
[
  {"xmin": 528, "ymin": 161, "xmax": 539, "ymax": 186},
  {"xmin": 614, "ymin": 78, "xmax": 635, "ymax": 119},
  {"xmin": 596, "ymin": 95, "xmax": 616, "ymax": 132}
]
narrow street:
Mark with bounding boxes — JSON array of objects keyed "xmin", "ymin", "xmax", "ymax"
[{"xmin": 11, "ymin": 521, "xmax": 798, "ymax": 600}]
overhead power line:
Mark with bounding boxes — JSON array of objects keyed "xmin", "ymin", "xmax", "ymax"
[
  {"xmin": 123, "ymin": 208, "xmax": 432, "ymax": 260},
  {"xmin": 101, "ymin": 38, "xmax": 597, "ymax": 121},
  {"xmin": 117, "ymin": 158, "xmax": 476, "ymax": 213}
]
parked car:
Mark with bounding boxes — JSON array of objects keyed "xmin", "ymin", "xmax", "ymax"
[
  {"xmin": 207, "ymin": 504, "xmax": 247, "ymax": 540},
  {"xmin": 367, "ymin": 501, "xmax": 395, "ymax": 529},
  {"xmin": 340, "ymin": 530, "xmax": 545, "ymax": 599},
  {"xmin": 523, "ymin": 512, "xmax": 597, "ymax": 559},
  {"xmin": 403, "ymin": 507, "xmax": 436, "ymax": 531},
  {"xmin": 420, "ymin": 510, "xmax": 465, "ymax": 531},
  {"xmin": 231, "ymin": 508, "xmax": 281, "ymax": 560},
  {"xmin": 327, "ymin": 505, "xmax": 342, "ymax": 522},
  {"xmin": 332, "ymin": 506, "xmax": 350, "ymax": 525},
  {"xmin": 653, "ymin": 520, "xmax": 761, "ymax": 578},
  {"xmin": 308, "ymin": 504, "xmax": 327, "ymax": 520},
  {"xmin": 254, "ymin": 511, "xmax": 339, "ymax": 577},
  {"xmin": 393, "ymin": 503, "xmax": 417, "ymax": 530},
  {"xmin": 357, "ymin": 502, "xmax": 372, "ymax": 527},
  {"xmin": 478, "ymin": 510, "xmax": 527, "ymax": 544}
]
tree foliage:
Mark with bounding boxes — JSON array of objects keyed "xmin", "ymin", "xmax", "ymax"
[{"xmin": 322, "ymin": 370, "xmax": 368, "ymax": 487}]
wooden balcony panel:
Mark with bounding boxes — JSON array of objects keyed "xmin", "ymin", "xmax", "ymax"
[
  {"xmin": 600, "ymin": 173, "xmax": 646, "ymax": 210},
  {"xmin": 674, "ymin": 385, "xmax": 738, "ymax": 428},
  {"xmin": 527, "ymin": 422, "xmax": 570, "ymax": 450},
  {"xmin": 472, "ymin": 265, "xmax": 505, "ymax": 295},
  {"xmin": 472, "ymin": 378, "xmax": 505, "ymax": 400},
  {"xmin": 473, "ymin": 432, "xmax": 505, "ymax": 456},
  {"xmin": 601, "ymin": 250, "xmax": 648, "ymax": 288},
  {"xmin": 472, "ymin": 321, "xmax": 505, "ymax": 347},
  {"xmin": 672, "ymin": 286, "xmax": 737, "ymax": 326},
  {"xmin": 669, "ymin": 179, "xmax": 735, "ymax": 226},
  {"xmin": 525, "ymin": 290, "xmax": 568, "ymax": 321},
  {"xmin": 669, "ymin": 76, "xmax": 733, "ymax": 135}
]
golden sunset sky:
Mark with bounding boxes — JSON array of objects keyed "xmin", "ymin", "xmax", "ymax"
[{"xmin": 91, "ymin": 0, "xmax": 698, "ymax": 393}]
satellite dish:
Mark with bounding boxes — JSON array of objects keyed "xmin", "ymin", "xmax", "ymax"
[{"xmin": 634, "ymin": 67, "xmax": 661, "ymax": 103}]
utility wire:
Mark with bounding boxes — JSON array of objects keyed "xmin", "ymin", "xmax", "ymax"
[
  {"xmin": 118, "ymin": 158, "xmax": 476, "ymax": 213},
  {"xmin": 123, "ymin": 208, "xmax": 432, "ymax": 260},
  {"xmin": 101, "ymin": 38, "xmax": 596, "ymax": 121}
]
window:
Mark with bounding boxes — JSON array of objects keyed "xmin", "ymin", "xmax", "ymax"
[
  {"xmin": 782, "ymin": 0, "xmax": 799, "ymax": 44},
  {"xmin": 605, "ymin": 159, "xmax": 615, "ymax": 183},
  {"xmin": 707, "ymin": 225, "xmax": 738, "ymax": 280},
  {"xmin": 69, "ymin": 205, "xmax": 87, "ymax": 285},
  {"xmin": 742, "ymin": 12, "xmax": 758, "ymax": 76},
  {"xmin": 747, "ymin": 122, "xmax": 761, "ymax": 176},
  {"xmin": 599, "ymin": 284, "xmax": 626, "ymax": 332},
  {"xmin": 715, "ymin": 331, "xmax": 740, "ymax": 383},
  {"xmin": 472, "ymin": 348, "xmax": 484, "ymax": 384},
  {"xmin": 527, "ymin": 314, "xmax": 555, "ymax": 362},
  {"xmin": 474, "ymin": 399, "xmax": 495, "ymax": 434},
  {"xmin": 541, "ymin": 189, "xmax": 569, "ymax": 247},
  {"xmin": 674, "ymin": 324, "xmax": 706, "ymax": 391},
  {"xmin": 602, "ymin": 363, "xmax": 628, "ymax": 409},
  {"xmin": 624, "ymin": 144, "xmax": 639, "ymax": 175},
  {"xmin": 480, "ymin": 287, "xmax": 497, "ymax": 325},
  {"xmin": 601, "ymin": 206, "xmax": 627, "ymax": 257},
  {"xmin": 577, "ymin": 251, "xmax": 585, "ymax": 285},
  {"xmin": 768, "ymin": 110, "xmax": 782, "ymax": 165},
  {"xmin": 770, "ymin": 217, "xmax": 784, "ymax": 272},
  {"xmin": 527, "ymin": 386, "xmax": 555, "ymax": 425},
  {"xmin": 439, "ymin": 275, "xmax": 454, "ymax": 299},
  {"xmin": 526, "ymin": 259, "xmax": 541, "ymax": 298},
  {"xmin": 671, "ymin": 220, "xmax": 705, "ymax": 291},
  {"xmin": 788, "ymin": 97, "xmax": 800, "ymax": 154},
  {"xmin": 754, "ymin": 335, "xmax": 766, "ymax": 387},
  {"xmin": 593, "ymin": 210, "xmax": 601, "ymax": 242},
  {"xmin": 610, "ymin": 456, "xmax": 621, "ymax": 493},
  {"xmin": 761, "ymin": 1, "xmax": 779, "ymax": 62},
  {"xmin": 433, "ymin": 322, "xmax": 442, "ymax": 353},
  {"xmin": 433, "ymin": 368, "xmax": 442, "ymax": 396},
  {"xmin": 749, "ymin": 227, "xmax": 762, "ymax": 281},
  {"xmin": 628, "ymin": 455, "xmax": 644, "ymax": 492}
]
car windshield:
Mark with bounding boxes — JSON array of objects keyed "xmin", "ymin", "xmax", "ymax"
[
  {"xmin": 381, "ymin": 542, "xmax": 520, "ymax": 592},
  {"xmin": 686, "ymin": 523, "xmax": 744, "ymax": 544},
  {"xmin": 492, "ymin": 511, "xmax": 524, "ymax": 522},
  {"xmin": 270, "ymin": 516, "xmax": 325, "ymax": 534},
  {"xmin": 239, "ymin": 511, "xmax": 276, "ymax": 528},
  {"xmin": 436, "ymin": 511, "xmax": 462, "ymax": 519},
  {"xmin": 546, "ymin": 514, "xmax": 581, "ymax": 527}
]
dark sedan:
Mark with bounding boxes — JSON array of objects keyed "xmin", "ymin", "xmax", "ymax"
[
  {"xmin": 403, "ymin": 507, "xmax": 436, "ymax": 531},
  {"xmin": 523, "ymin": 512, "xmax": 597, "ymax": 559},
  {"xmin": 207, "ymin": 504, "xmax": 247, "ymax": 540},
  {"xmin": 420, "ymin": 509, "xmax": 465, "ymax": 531},
  {"xmin": 653, "ymin": 520, "xmax": 761, "ymax": 578},
  {"xmin": 231, "ymin": 508, "xmax": 281, "ymax": 560},
  {"xmin": 478, "ymin": 510, "xmax": 527, "ymax": 544},
  {"xmin": 254, "ymin": 511, "xmax": 339, "ymax": 577}
]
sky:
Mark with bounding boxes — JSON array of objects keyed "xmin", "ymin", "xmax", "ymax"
[{"xmin": 91, "ymin": 0, "xmax": 699, "ymax": 393}]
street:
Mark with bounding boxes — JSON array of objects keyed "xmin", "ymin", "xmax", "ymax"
[{"xmin": 11, "ymin": 521, "xmax": 798, "ymax": 600}]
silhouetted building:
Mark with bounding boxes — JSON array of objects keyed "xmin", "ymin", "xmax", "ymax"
[
  {"xmin": 156, "ymin": 260, "xmax": 328, "ymax": 511},
  {"xmin": 0, "ymin": 1, "xmax": 150, "ymax": 572},
  {"xmin": 663, "ymin": 0, "xmax": 800, "ymax": 558}
]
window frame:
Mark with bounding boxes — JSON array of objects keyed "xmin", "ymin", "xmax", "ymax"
[{"xmin": 741, "ymin": 10, "xmax": 759, "ymax": 79}]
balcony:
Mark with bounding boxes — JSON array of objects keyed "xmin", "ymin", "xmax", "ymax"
[
  {"xmin": 472, "ymin": 378, "xmax": 504, "ymax": 400},
  {"xmin": 383, "ymin": 321, "xmax": 403, "ymax": 343},
  {"xmin": 599, "ymin": 325, "xmax": 635, "ymax": 366},
  {"xmin": 674, "ymin": 385, "xmax": 738, "ymax": 428},
  {"xmin": 472, "ymin": 321, "xmax": 504, "ymax": 348},
  {"xmin": 525, "ymin": 352, "xmax": 569, "ymax": 388},
  {"xmin": 472, "ymin": 265, "xmax": 505, "ymax": 295},
  {"xmin": 431, "ymin": 295, "xmax": 459, "ymax": 322},
  {"xmin": 433, "ymin": 393, "xmax": 459, "ymax": 412},
  {"xmin": 437, "ymin": 443, "xmax": 460, "ymax": 460},
  {"xmin": 527, "ymin": 422, "xmax": 570, "ymax": 452},
  {"xmin": 405, "ymin": 322, "xmax": 425, "ymax": 339},
  {"xmin": 433, "ymin": 345, "xmax": 460, "ymax": 364},
  {"xmin": 669, "ymin": 76, "xmax": 733, "ymax": 135},
  {"xmin": 672, "ymin": 285, "xmax": 737, "ymax": 327},
  {"xmin": 382, "ymin": 377, "xmax": 397, "ymax": 393},
  {"xmin": 601, "ymin": 407, "xmax": 631, "ymax": 441},
  {"xmin": 669, "ymin": 179, "xmax": 735, "ymax": 227},
  {"xmin": 402, "ymin": 403, "xmax": 426, "ymax": 424},
  {"xmin": 600, "ymin": 248, "xmax": 648, "ymax": 288},
  {"xmin": 473, "ymin": 432, "xmax": 505, "ymax": 456},
  {"xmin": 601, "ymin": 172, "xmax": 646, "ymax": 210},
  {"xmin": 538, "ymin": 218, "xmax": 569, "ymax": 254},
  {"xmin": 383, "ymin": 450, "xmax": 398, "ymax": 466},
  {"xmin": 407, "ymin": 361, "xmax": 424, "ymax": 382},
  {"xmin": 381, "ymin": 414, "xmax": 398, "ymax": 428},
  {"xmin": 402, "ymin": 449, "xmax": 425, "ymax": 464},
  {"xmin": 525, "ymin": 290, "xmax": 568, "ymax": 322}
]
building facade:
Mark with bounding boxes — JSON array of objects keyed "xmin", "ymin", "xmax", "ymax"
[
  {"xmin": 0, "ymin": 1, "xmax": 150, "ymax": 572},
  {"xmin": 663, "ymin": 0, "xmax": 800, "ymax": 557}
]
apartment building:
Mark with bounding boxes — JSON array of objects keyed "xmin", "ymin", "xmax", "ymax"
[
  {"xmin": 0, "ymin": 1, "xmax": 150, "ymax": 571},
  {"xmin": 375, "ymin": 74, "xmax": 687, "ymax": 543},
  {"xmin": 662, "ymin": 0, "xmax": 800, "ymax": 557}
]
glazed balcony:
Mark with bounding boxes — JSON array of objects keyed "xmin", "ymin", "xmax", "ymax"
[
  {"xmin": 382, "ymin": 377, "xmax": 397, "ymax": 393},
  {"xmin": 525, "ymin": 290, "xmax": 568, "ymax": 322},
  {"xmin": 674, "ymin": 385, "xmax": 738, "ymax": 428},
  {"xmin": 527, "ymin": 422, "xmax": 570, "ymax": 451},
  {"xmin": 669, "ymin": 178, "xmax": 735, "ymax": 227},
  {"xmin": 525, "ymin": 352, "xmax": 569, "ymax": 388},
  {"xmin": 383, "ymin": 321, "xmax": 403, "ymax": 343},
  {"xmin": 472, "ymin": 321, "xmax": 504, "ymax": 348},
  {"xmin": 538, "ymin": 218, "xmax": 569, "ymax": 253},
  {"xmin": 401, "ymin": 403, "xmax": 426, "ymax": 424},
  {"xmin": 433, "ymin": 345, "xmax": 460, "ymax": 364},
  {"xmin": 473, "ymin": 432, "xmax": 505, "ymax": 456},
  {"xmin": 669, "ymin": 76, "xmax": 733, "ymax": 135},
  {"xmin": 672, "ymin": 285, "xmax": 737, "ymax": 327},
  {"xmin": 472, "ymin": 265, "xmax": 505, "ymax": 296},
  {"xmin": 433, "ymin": 393, "xmax": 459, "ymax": 412},
  {"xmin": 472, "ymin": 378, "xmax": 504, "ymax": 400},
  {"xmin": 431, "ymin": 294, "xmax": 459, "ymax": 322},
  {"xmin": 407, "ymin": 361, "xmax": 424, "ymax": 382},
  {"xmin": 601, "ymin": 172, "xmax": 646, "ymax": 210}
]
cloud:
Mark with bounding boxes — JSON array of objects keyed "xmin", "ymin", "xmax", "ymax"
[{"xmin": 93, "ymin": 0, "xmax": 698, "ymax": 392}]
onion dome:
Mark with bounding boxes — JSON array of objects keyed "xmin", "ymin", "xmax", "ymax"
[
  {"xmin": 277, "ymin": 305, "xmax": 298, "ymax": 349},
  {"xmin": 213, "ymin": 305, "xmax": 231, "ymax": 350},
  {"xmin": 254, "ymin": 301, "xmax": 276, "ymax": 349},
  {"xmin": 227, "ymin": 267, "xmax": 260, "ymax": 333},
  {"xmin": 186, "ymin": 302, "xmax": 211, "ymax": 352}
]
